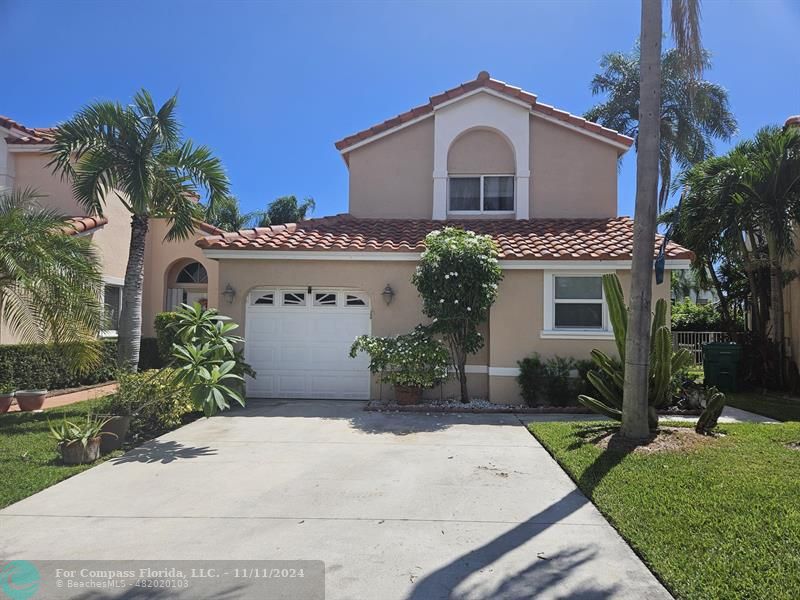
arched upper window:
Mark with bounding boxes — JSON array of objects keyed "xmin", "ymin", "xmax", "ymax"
[{"xmin": 175, "ymin": 262, "xmax": 208, "ymax": 284}]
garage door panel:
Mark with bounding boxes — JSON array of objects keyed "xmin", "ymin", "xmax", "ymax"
[{"xmin": 245, "ymin": 292, "xmax": 370, "ymax": 399}]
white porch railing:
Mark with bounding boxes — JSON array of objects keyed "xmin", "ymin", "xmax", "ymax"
[{"xmin": 671, "ymin": 331, "xmax": 730, "ymax": 365}]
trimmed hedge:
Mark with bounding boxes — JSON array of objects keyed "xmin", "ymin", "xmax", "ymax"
[
  {"xmin": 154, "ymin": 311, "xmax": 181, "ymax": 365},
  {"xmin": 0, "ymin": 338, "xmax": 162, "ymax": 390}
]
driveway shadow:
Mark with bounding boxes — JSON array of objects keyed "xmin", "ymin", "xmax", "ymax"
[{"xmin": 110, "ymin": 440, "xmax": 217, "ymax": 465}]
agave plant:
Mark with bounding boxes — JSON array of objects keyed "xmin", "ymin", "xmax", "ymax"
[
  {"xmin": 49, "ymin": 415, "xmax": 114, "ymax": 448},
  {"xmin": 578, "ymin": 274, "xmax": 693, "ymax": 431}
]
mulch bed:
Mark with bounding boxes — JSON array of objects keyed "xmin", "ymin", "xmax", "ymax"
[
  {"xmin": 364, "ymin": 400, "xmax": 702, "ymax": 416},
  {"xmin": 592, "ymin": 425, "xmax": 718, "ymax": 454}
]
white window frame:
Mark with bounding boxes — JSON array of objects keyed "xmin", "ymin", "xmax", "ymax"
[
  {"xmin": 541, "ymin": 272, "xmax": 614, "ymax": 340},
  {"xmin": 447, "ymin": 174, "xmax": 515, "ymax": 215},
  {"xmin": 100, "ymin": 282, "xmax": 124, "ymax": 339}
]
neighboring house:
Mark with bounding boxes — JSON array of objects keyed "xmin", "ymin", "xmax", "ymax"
[
  {"xmin": 0, "ymin": 115, "xmax": 221, "ymax": 343},
  {"xmin": 197, "ymin": 72, "xmax": 692, "ymax": 403}
]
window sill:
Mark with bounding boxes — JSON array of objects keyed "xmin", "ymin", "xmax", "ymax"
[
  {"xmin": 540, "ymin": 329, "xmax": 614, "ymax": 340},
  {"xmin": 448, "ymin": 210, "xmax": 516, "ymax": 216},
  {"xmin": 99, "ymin": 330, "xmax": 118, "ymax": 339}
]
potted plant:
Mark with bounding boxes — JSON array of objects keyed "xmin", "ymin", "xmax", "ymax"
[
  {"xmin": 49, "ymin": 415, "xmax": 115, "ymax": 465},
  {"xmin": 350, "ymin": 326, "xmax": 450, "ymax": 405},
  {"xmin": 0, "ymin": 383, "xmax": 15, "ymax": 414},
  {"xmin": 95, "ymin": 391, "xmax": 136, "ymax": 454},
  {"xmin": 15, "ymin": 389, "xmax": 47, "ymax": 411}
]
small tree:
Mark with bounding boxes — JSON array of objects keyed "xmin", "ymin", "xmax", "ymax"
[{"xmin": 412, "ymin": 228, "xmax": 502, "ymax": 402}]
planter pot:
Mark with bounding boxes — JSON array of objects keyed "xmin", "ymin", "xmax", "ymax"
[
  {"xmin": 98, "ymin": 415, "xmax": 131, "ymax": 453},
  {"xmin": 394, "ymin": 384, "xmax": 423, "ymax": 406},
  {"xmin": 0, "ymin": 393, "xmax": 14, "ymax": 414},
  {"xmin": 59, "ymin": 437, "xmax": 101, "ymax": 465},
  {"xmin": 16, "ymin": 389, "xmax": 47, "ymax": 411}
]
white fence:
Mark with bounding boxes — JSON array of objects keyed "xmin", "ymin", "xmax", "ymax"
[{"xmin": 671, "ymin": 331, "xmax": 730, "ymax": 365}]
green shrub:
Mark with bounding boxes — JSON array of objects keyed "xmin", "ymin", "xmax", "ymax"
[
  {"xmin": 517, "ymin": 354, "xmax": 583, "ymax": 407},
  {"xmin": 154, "ymin": 311, "xmax": 181, "ymax": 365},
  {"xmin": 112, "ymin": 368, "xmax": 196, "ymax": 436},
  {"xmin": 0, "ymin": 341, "xmax": 117, "ymax": 390},
  {"xmin": 671, "ymin": 298, "xmax": 743, "ymax": 331},
  {"xmin": 138, "ymin": 338, "xmax": 162, "ymax": 370},
  {"xmin": 350, "ymin": 326, "xmax": 450, "ymax": 389},
  {"xmin": 0, "ymin": 339, "xmax": 162, "ymax": 390}
]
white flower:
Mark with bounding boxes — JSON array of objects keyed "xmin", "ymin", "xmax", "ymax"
[
  {"xmin": 444, "ymin": 274, "xmax": 450, "ymax": 280},
  {"xmin": 454, "ymin": 299, "xmax": 459, "ymax": 304},
  {"xmin": 467, "ymin": 307, "xmax": 471, "ymax": 312},
  {"xmin": 439, "ymin": 299, "xmax": 445, "ymax": 303}
]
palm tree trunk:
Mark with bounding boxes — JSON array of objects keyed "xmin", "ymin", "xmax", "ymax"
[
  {"xmin": 117, "ymin": 214, "xmax": 149, "ymax": 371},
  {"xmin": 621, "ymin": 0, "xmax": 662, "ymax": 440}
]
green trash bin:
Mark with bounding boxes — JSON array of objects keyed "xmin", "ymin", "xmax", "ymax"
[{"xmin": 702, "ymin": 342, "xmax": 742, "ymax": 392}]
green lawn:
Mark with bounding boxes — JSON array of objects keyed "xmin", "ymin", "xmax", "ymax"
[
  {"xmin": 529, "ymin": 420, "xmax": 800, "ymax": 600},
  {"xmin": 0, "ymin": 400, "xmax": 122, "ymax": 509},
  {"xmin": 727, "ymin": 392, "xmax": 800, "ymax": 421}
]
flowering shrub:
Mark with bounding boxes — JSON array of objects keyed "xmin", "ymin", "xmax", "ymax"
[
  {"xmin": 350, "ymin": 327, "xmax": 450, "ymax": 389},
  {"xmin": 411, "ymin": 227, "xmax": 503, "ymax": 401}
]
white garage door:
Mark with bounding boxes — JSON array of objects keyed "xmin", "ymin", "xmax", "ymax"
[{"xmin": 244, "ymin": 288, "xmax": 371, "ymax": 399}]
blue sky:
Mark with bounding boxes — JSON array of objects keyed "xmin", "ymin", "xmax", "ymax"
[{"xmin": 2, "ymin": 0, "xmax": 798, "ymax": 218}]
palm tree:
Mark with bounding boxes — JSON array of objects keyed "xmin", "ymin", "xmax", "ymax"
[
  {"xmin": 0, "ymin": 188, "xmax": 104, "ymax": 369},
  {"xmin": 623, "ymin": 0, "xmax": 705, "ymax": 440},
  {"xmin": 257, "ymin": 195, "xmax": 315, "ymax": 227},
  {"xmin": 586, "ymin": 47, "xmax": 737, "ymax": 208},
  {"xmin": 48, "ymin": 90, "xmax": 230, "ymax": 371},
  {"xmin": 205, "ymin": 195, "xmax": 260, "ymax": 231},
  {"xmin": 721, "ymin": 126, "xmax": 800, "ymax": 384}
]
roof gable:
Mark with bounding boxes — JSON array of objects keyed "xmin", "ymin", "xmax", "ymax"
[{"xmin": 334, "ymin": 71, "xmax": 634, "ymax": 153}]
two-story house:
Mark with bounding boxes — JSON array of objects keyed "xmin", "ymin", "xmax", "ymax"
[
  {"xmin": 0, "ymin": 115, "xmax": 221, "ymax": 344},
  {"xmin": 197, "ymin": 72, "xmax": 693, "ymax": 403}
]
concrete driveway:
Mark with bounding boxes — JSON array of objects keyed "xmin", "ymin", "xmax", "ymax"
[{"xmin": 0, "ymin": 401, "xmax": 670, "ymax": 599}]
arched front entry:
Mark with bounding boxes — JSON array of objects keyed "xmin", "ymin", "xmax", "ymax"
[
  {"xmin": 165, "ymin": 260, "xmax": 209, "ymax": 311},
  {"xmin": 244, "ymin": 287, "xmax": 371, "ymax": 399}
]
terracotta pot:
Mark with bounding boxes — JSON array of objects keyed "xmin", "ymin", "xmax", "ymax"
[
  {"xmin": 99, "ymin": 415, "xmax": 131, "ymax": 453},
  {"xmin": 394, "ymin": 384, "xmax": 423, "ymax": 405},
  {"xmin": 16, "ymin": 390, "xmax": 47, "ymax": 411},
  {"xmin": 60, "ymin": 437, "xmax": 101, "ymax": 465},
  {"xmin": 0, "ymin": 393, "xmax": 14, "ymax": 414}
]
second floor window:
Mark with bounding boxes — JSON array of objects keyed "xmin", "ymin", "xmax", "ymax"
[{"xmin": 449, "ymin": 175, "xmax": 514, "ymax": 213}]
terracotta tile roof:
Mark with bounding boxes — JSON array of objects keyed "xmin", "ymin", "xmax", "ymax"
[
  {"xmin": 63, "ymin": 216, "xmax": 108, "ymax": 235},
  {"xmin": 1, "ymin": 115, "xmax": 57, "ymax": 145},
  {"xmin": 197, "ymin": 221, "xmax": 225, "ymax": 235},
  {"xmin": 334, "ymin": 71, "xmax": 634, "ymax": 152},
  {"xmin": 197, "ymin": 214, "xmax": 693, "ymax": 261}
]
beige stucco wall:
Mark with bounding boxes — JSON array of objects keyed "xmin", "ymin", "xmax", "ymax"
[
  {"xmin": 12, "ymin": 152, "xmax": 132, "ymax": 281},
  {"xmin": 345, "ymin": 112, "xmax": 620, "ymax": 221},
  {"xmin": 348, "ymin": 119, "xmax": 434, "ymax": 219},
  {"xmin": 447, "ymin": 129, "xmax": 515, "ymax": 174},
  {"xmin": 529, "ymin": 116, "xmax": 618, "ymax": 218},
  {"xmin": 141, "ymin": 219, "xmax": 219, "ymax": 337},
  {"xmin": 488, "ymin": 269, "xmax": 672, "ymax": 404},
  {"xmin": 211, "ymin": 256, "xmax": 671, "ymax": 403}
]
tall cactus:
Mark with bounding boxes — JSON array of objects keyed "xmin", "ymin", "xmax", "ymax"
[{"xmin": 578, "ymin": 274, "xmax": 693, "ymax": 431}]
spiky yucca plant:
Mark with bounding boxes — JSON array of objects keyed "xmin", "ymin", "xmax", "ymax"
[{"xmin": 578, "ymin": 274, "xmax": 693, "ymax": 431}]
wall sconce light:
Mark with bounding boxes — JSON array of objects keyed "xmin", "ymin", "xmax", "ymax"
[
  {"xmin": 381, "ymin": 284, "xmax": 395, "ymax": 306},
  {"xmin": 222, "ymin": 284, "xmax": 236, "ymax": 304}
]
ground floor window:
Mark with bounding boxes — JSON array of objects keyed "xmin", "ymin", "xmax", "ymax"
[
  {"xmin": 102, "ymin": 284, "xmax": 123, "ymax": 335},
  {"xmin": 542, "ymin": 273, "xmax": 611, "ymax": 338}
]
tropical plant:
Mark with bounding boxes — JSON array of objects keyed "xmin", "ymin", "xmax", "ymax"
[
  {"xmin": 411, "ymin": 227, "xmax": 503, "ymax": 402},
  {"xmin": 48, "ymin": 89, "xmax": 230, "ymax": 371},
  {"xmin": 350, "ymin": 327, "xmax": 450, "ymax": 389},
  {"xmin": 0, "ymin": 188, "xmax": 104, "ymax": 371},
  {"xmin": 585, "ymin": 47, "xmax": 736, "ymax": 208},
  {"xmin": 578, "ymin": 274, "xmax": 693, "ymax": 431},
  {"xmin": 49, "ymin": 415, "xmax": 114, "ymax": 448},
  {"xmin": 621, "ymin": 0, "xmax": 705, "ymax": 440},
  {"xmin": 517, "ymin": 354, "xmax": 581, "ymax": 407},
  {"xmin": 205, "ymin": 195, "xmax": 261, "ymax": 231},
  {"xmin": 167, "ymin": 303, "xmax": 252, "ymax": 416},
  {"xmin": 695, "ymin": 388, "xmax": 726, "ymax": 434},
  {"xmin": 106, "ymin": 368, "xmax": 195, "ymax": 434},
  {"xmin": 257, "ymin": 195, "xmax": 315, "ymax": 227}
]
